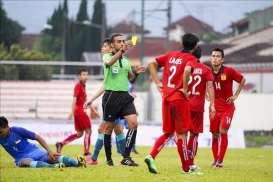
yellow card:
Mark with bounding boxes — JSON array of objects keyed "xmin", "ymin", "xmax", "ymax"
[{"xmin": 131, "ymin": 36, "xmax": 138, "ymax": 45}]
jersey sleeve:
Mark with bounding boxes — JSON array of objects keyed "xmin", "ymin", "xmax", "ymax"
[
  {"xmin": 185, "ymin": 56, "xmax": 197, "ymax": 68},
  {"xmin": 155, "ymin": 53, "xmax": 169, "ymax": 67},
  {"xmin": 103, "ymin": 53, "xmax": 112, "ymax": 65},
  {"xmin": 205, "ymin": 67, "xmax": 214, "ymax": 81},
  {"xmin": 12, "ymin": 127, "xmax": 36, "ymax": 140},
  {"xmin": 73, "ymin": 84, "xmax": 80, "ymax": 97},
  {"xmin": 230, "ymin": 67, "xmax": 243, "ymax": 83}
]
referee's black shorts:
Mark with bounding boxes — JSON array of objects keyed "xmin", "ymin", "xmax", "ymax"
[{"xmin": 102, "ymin": 90, "xmax": 137, "ymax": 122}]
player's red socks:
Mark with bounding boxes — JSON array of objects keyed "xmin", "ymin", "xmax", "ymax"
[
  {"xmin": 212, "ymin": 137, "xmax": 219, "ymax": 161},
  {"xmin": 219, "ymin": 134, "xmax": 228, "ymax": 161},
  {"xmin": 84, "ymin": 132, "xmax": 91, "ymax": 155},
  {"xmin": 187, "ymin": 135, "xmax": 198, "ymax": 165},
  {"xmin": 176, "ymin": 138, "xmax": 190, "ymax": 172},
  {"xmin": 150, "ymin": 133, "xmax": 171, "ymax": 159},
  {"xmin": 61, "ymin": 133, "xmax": 79, "ymax": 145}
]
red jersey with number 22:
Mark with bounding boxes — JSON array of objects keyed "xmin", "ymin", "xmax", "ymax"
[
  {"xmin": 156, "ymin": 51, "xmax": 197, "ymax": 101},
  {"xmin": 189, "ymin": 62, "xmax": 214, "ymax": 112}
]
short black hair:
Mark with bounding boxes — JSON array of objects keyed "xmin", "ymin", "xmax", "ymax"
[
  {"xmin": 110, "ymin": 33, "xmax": 124, "ymax": 43},
  {"xmin": 103, "ymin": 38, "xmax": 111, "ymax": 45},
  {"xmin": 182, "ymin": 33, "xmax": 199, "ymax": 51},
  {"xmin": 192, "ymin": 46, "xmax": 202, "ymax": 59},
  {"xmin": 0, "ymin": 116, "xmax": 8, "ymax": 128},
  {"xmin": 78, "ymin": 68, "xmax": 88, "ymax": 75},
  {"xmin": 212, "ymin": 48, "xmax": 224, "ymax": 58}
]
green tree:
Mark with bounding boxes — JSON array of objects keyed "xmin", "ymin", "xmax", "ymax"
[
  {"xmin": 89, "ymin": 0, "xmax": 107, "ymax": 52},
  {"xmin": 0, "ymin": 44, "xmax": 52, "ymax": 80},
  {"xmin": 0, "ymin": 0, "xmax": 24, "ymax": 48}
]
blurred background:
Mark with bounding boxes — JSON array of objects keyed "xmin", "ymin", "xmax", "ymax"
[{"xmin": 0, "ymin": 0, "xmax": 273, "ymax": 148}]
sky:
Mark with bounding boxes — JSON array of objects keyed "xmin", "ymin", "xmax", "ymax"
[{"xmin": 3, "ymin": 0, "xmax": 273, "ymax": 36}]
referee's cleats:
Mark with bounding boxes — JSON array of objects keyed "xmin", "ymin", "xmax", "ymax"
[{"xmin": 107, "ymin": 159, "xmax": 114, "ymax": 166}]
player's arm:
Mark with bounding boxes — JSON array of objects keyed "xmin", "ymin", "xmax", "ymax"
[
  {"xmin": 207, "ymin": 81, "xmax": 216, "ymax": 118},
  {"xmin": 128, "ymin": 65, "xmax": 145, "ymax": 82},
  {"xmin": 148, "ymin": 60, "xmax": 162, "ymax": 93},
  {"xmin": 35, "ymin": 134, "xmax": 58, "ymax": 161},
  {"xmin": 227, "ymin": 77, "xmax": 246, "ymax": 104},
  {"xmin": 181, "ymin": 65, "xmax": 192, "ymax": 99},
  {"xmin": 85, "ymin": 84, "xmax": 105, "ymax": 108}
]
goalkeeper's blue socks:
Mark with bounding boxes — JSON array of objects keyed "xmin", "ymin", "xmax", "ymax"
[
  {"xmin": 92, "ymin": 133, "xmax": 104, "ymax": 161},
  {"xmin": 116, "ymin": 133, "xmax": 126, "ymax": 155},
  {"xmin": 30, "ymin": 161, "xmax": 55, "ymax": 168},
  {"xmin": 58, "ymin": 156, "xmax": 78, "ymax": 167}
]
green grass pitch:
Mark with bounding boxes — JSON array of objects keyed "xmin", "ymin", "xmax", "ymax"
[{"xmin": 1, "ymin": 145, "xmax": 272, "ymax": 182}]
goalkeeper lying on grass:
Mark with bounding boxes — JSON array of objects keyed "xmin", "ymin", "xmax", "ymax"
[{"xmin": 0, "ymin": 116, "xmax": 86, "ymax": 168}]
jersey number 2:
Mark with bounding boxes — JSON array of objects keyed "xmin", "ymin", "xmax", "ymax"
[
  {"xmin": 188, "ymin": 75, "xmax": 201, "ymax": 95},
  {"xmin": 167, "ymin": 66, "xmax": 176, "ymax": 88}
]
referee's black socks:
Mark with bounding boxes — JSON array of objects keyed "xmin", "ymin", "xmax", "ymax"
[
  {"xmin": 104, "ymin": 134, "xmax": 112, "ymax": 162},
  {"xmin": 123, "ymin": 129, "xmax": 137, "ymax": 158}
]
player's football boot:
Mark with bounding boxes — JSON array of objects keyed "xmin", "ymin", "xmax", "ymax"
[
  {"xmin": 55, "ymin": 142, "xmax": 63, "ymax": 153},
  {"xmin": 77, "ymin": 156, "xmax": 87, "ymax": 168},
  {"xmin": 144, "ymin": 155, "xmax": 158, "ymax": 174},
  {"xmin": 90, "ymin": 158, "xmax": 98, "ymax": 165},
  {"xmin": 211, "ymin": 160, "xmax": 217, "ymax": 167},
  {"xmin": 184, "ymin": 170, "xmax": 204, "ymax": 175},
  {"xmin": 54, "ymin": 162, "xmax": 65, "ymax": 169},
  {"xmin": 189, "ymin": 164, "xmax": 200, "ymax": 172},
  {"xmin": 85, "ymin": 154, "xmax": 94, "ymax": 165},
  {"xmin": 215, "ymin": 160, "xmax": 224, "ymax": 168},
  {"xmin": 106, "ymin": 159, "xmax": 114, "ymax": 166},
  {"xmin": 121, "ymin": 157, "xmax": 138, "ymax": 167}
]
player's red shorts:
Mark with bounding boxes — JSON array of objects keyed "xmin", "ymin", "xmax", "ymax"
[
  {"xmin": 190, "ymin": 111, "xmax": 204, "ymax": 133},
  {"xmin": 162, "ymin": 99, "xmax": 192, "ymax": 133},
  {"xmin": 74, "ymin": 110, "xmax": 91, "ymax": 131},
  {"xmin": 210, "ymin": 107, "xmax": 234, "ymax": 133}
]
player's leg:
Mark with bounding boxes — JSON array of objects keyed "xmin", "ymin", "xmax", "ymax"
[
  {"xmin": 173, "ymin": 100, "xmax": 192, "ymax": 173},
  {"xmin": 188, "ymin": 132, "xmax": 199, "ymax": 167},
  {"xmin": 119, "ymin": 97, "xmax": 139, "ymax": 167},
  {"xmin": 52, "ymin": 155, "xmax": 86, "ymax": 168},
  {"xmin": 145, "ymin": 101, "xmax": 173, "ymax": 174},
  {"xmin": 91, "ymin": 122, "xmax": 106, "ymax": 164},
  {"xmin": 210, "ymin": 112, "xmax": 220, "ymax": 166},
  {"xmin": 113, "ymin": 120, "xmax": 126, "ymax": 155},
  {"xmin": 188, "ymin": 111, "xmax": 203, "ymax": 168},
  {"xmin": 19, "ymin": 159, "xmax": 56, "ymax": 168},
  {"xmin": 176, "ymin": 132, "xmax": 190, "ymax": 172},
  {"xmin": 217, "ymin": 110, "xmax": 234, "ymax": 167},
  {"xmin": 56, "ymin": 115, "xmax": 83, "ymax": 153},
  {"xmin": 104, "ymin": 121, "xmax": 114, "ymax": 166}
]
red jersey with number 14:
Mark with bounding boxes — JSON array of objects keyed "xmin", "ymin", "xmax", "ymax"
[
  {"xmin": 189, "ymin": 62, "xmax": 214, "ymax": 112},
  {"xmin": 212, "ymin": 65, "xmax": 243, "ymax": 112},
  {"xmin": 155, "ymin": 51, "xmax": 197, "ymax": 101}
]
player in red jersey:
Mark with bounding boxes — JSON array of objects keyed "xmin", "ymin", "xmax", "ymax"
[
  {"xmin": 145, "ymin": 33, "xmax": 199, "ymax": 174},
  {"xmin": 56, "ymin": 68, "xmax": 93, "ymax": 164},
  {"xmin": 209, "ymin": 48, "xmax": 245, "ymax": 167},
  {"xmin": 187, "ymin": 47, "xmax": 215, "ymax": 171}
]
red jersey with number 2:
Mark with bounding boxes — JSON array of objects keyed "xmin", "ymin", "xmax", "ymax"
[
  {"xmin": 212, "ymin": 66, "xmax": 243, "ymax": 112},
  {"xmin": 188, "ymin": 62, "xmax": 214, "ymax": 112},
  {"xmin": 155, "ymin": 51, "xmax": 197, "ymax": 102}
]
